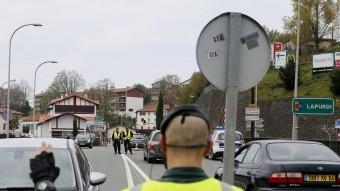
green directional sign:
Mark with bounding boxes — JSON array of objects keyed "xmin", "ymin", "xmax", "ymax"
[{"xmin": 292, "ymin": 98, "xmax": 334, "ymax": 115}]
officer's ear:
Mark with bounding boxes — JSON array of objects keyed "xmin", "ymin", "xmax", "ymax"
[
  {"xmin": 160, "ymin": 134, "xmax": 166, "ymax": 154},
  {"xmin": 203, "ymin": 139, "xmax": 212, "ymax": 156}
]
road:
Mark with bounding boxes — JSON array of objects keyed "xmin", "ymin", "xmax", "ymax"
[{"xmin": 83, "ymin": 145, "xmax": 222, "ymax": 191}]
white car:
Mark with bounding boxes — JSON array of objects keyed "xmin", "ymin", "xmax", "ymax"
[
  {"xmin": 207, "ymin": 130, "xmax": 244, "ymax": 160},
  {"xmin": 0, "ymin": 138, "xmax": 106, "ymax": 191}
]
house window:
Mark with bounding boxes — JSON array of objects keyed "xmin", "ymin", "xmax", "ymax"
[
  {"xmin": 129, "ymin": 109, "xmax": 133, "ymax": 112},
  {"xmin": 3, "ymin": 124, "xmax": 5, "ymax": 130},
  {"xmin": 141, "ymin": 118, "xmax": 144, "ymax": 122},
  {"xmin": 140, "ymin": 112, "xmax": 146, "ymax": 116}
]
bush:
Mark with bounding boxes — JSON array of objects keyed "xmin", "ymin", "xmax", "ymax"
[
  {"xmin": 278, "ymin": 59, "xmax": 301, "ymax": 90},
  {"xmin": 330, "ymin": 69, "xmax": 340, "ymax": 95}
]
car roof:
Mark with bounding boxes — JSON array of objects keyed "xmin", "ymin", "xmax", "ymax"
[
  {"xmin": 248, "ymin": 139, "xmax": 323, "ymax": 145},
  {"xmin": 213, "ymin": 129, "xmax": 243, "ymax": 134},
  {"xmin": 0, "ymin": 138, "xmax": 72, "ymax": 149}
]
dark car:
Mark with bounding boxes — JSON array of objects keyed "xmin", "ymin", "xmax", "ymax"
[
  {"xmin": 214, "ymin": 140, "xmax": 340, "ymax": 191},
  {"xmin": 75, "ymin": 133, "xmax": 93, "ymax": 149},
  {"xmin": 130, "ymin": 133, "xmax": 145, "ymax": 148},
  {"xmin": 143, "ymin": 130, "xmax": 163, "ymax": 163}
]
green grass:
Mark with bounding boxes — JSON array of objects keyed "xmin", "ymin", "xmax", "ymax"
[{"xmin": 257, "ymin": 60, "xmax": 336, "ymax": 100}]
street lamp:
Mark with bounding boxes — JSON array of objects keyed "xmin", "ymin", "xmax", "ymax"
[
  {"xmin": 33, "ymin": 61, "xmax": 57, "ymax": 138},
  {"xmin": 7, "ymin": 23, "xmax": 42, "ymax": 138}
]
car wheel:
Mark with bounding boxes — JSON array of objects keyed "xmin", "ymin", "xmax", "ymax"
[
  {"xmin": 147, "ymin": 151, "xmax": 153, "ymax": 163},
  {"xmin": 89, "ymin": 145, "xmax": 93, "ymax": 149},
  {"xmin": 143, "ymin": 149, "xmax": 147, "ymax": 161},
  {"xmin": 247, "ymin": 185, "xmax": 255, "ymax": 191}
]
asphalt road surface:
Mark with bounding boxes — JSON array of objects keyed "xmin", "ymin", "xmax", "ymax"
[{"xmin": 83, "ymin": 145, "xmax": 222, "ymax": 191}]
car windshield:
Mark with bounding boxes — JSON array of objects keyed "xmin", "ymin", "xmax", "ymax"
[
  {"xmin": 218, "ymin": 133, "xmax": 242, "ymax": 141},
  {"xmin": 133, "ymin": 134, "xmax": 144, "ymax": 139},
  {"xmin": 267, "ymin": 143, "xmax": 340, "ymax": 161},
  {"xmin": 0, "ymin": 148, "xmax": 76, "ymax": 189},
  {"xmin": 76, "ymin": 134, "xmax": 90, "ymax": 139},
  {"xmin": 152, "ymin": 132, "xmax": 160, "ymax": 141}
]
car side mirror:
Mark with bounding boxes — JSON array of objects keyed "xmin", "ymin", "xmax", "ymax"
[
  {"xmin": 90, "ymin": 172, "xmax": 107, "ymax": 186},
  {"xmin": 234, "ymin": 159, "xmax": 240, "ymax": 167}
]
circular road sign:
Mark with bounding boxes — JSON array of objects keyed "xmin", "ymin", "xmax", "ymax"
[{"xmin": 196, "ymin": 13, "xmax": 270, "ymax": 92}]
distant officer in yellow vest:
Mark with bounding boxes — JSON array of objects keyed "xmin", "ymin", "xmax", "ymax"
[
  {"xmin": 112, "ymin": 128, "xmax": 122, "ymax": 155},
  {"xmin": 122, "ymin": 104, "xmax": 243, "ymax": 191},
  {"xmin": 123, "ymin": 127, "xmax": 133, "ymax": 154}
]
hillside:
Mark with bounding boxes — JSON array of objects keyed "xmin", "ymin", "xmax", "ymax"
[{"xmin": 257, "ymin": 54, "xmax": 337, "ymax": 101}]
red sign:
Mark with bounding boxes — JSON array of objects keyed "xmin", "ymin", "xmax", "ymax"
[{"xmin": 271, "ymin": 42, "xmax": 283, "ymax": 61}]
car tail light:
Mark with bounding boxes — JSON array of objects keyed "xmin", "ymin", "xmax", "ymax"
[
  {"xmin": 286, "ymin": 172, "xmax": 303, "ymax": 184},
  {"xmin": 149, "ymin": 142, "xmax": 155, "ymax": 152},
  {"xmin": 269, "ymin": 172, "xmax": 303, "ymax": 184},
  {"xmin": 269, "ymin": 172, "xmax": 287, "ymax": 184},
  {"xmin": 337, "ymin": 174, "xmax": 340, "ymax": 183}
]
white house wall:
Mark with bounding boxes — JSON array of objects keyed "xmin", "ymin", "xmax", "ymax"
[
  {"xmin": 136, "ymin": 112, "xmax": 156, "ymax": 130},
  {"xmin": 126, "ymin": 97, "xmax": 143, "ymax": 118}
]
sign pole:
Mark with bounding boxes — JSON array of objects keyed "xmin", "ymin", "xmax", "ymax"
[
  {"xmin": 292, "ymin": 0, "xmax": 301, "ymax": 140},
  {"xmin": 222, "ymin": 13, "xmax": 242, "ymax": 184}
]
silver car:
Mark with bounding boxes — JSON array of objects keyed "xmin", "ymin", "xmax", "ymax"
[{"xmin": 0, "ymin": 138, "xmax": 106, "ymax": 191}]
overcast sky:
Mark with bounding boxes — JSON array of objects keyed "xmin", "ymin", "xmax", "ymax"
[{"xmin": 0, "ymin": 0, "xmax": 292, "ymax": 94}]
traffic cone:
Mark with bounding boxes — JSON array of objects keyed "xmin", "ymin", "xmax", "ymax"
[{"xmin": 134, "ymin": 143, "xmax": 139, "ymax": 151}]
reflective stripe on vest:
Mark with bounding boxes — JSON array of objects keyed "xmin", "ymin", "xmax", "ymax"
[
  {"xmin": 114, "ymin": 132, "xmax": 120, "ymax": 139},
  {"xmin": 126, "ymin": 178, "xmax": 244, "ymax": 191},
  {"xmin": 124, "ymin": 130, "xmax": 131, "ymax": 140}
]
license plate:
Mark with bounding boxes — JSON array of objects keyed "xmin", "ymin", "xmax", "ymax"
[{"xmin": 305, "ymin": 175, "xmax": 335, "ymax": 182}]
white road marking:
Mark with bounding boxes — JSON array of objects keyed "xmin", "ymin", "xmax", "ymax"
[
  {"xmin": 121, "ymin": 154, "xmax": 134, "ymax": 188},
  {"xmin": 125, "ymin": 155, "xmax": 150, "ymax": 181}
]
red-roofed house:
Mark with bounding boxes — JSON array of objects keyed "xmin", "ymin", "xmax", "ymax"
[
  {"xmin": 112, "ymin": 87, "xmax": 144, "ymax": 118},
  {"xmin": 37, "ymin": 93, "xmax": 99, "ymax": 138},
  {"xmin": 135, "ymin": 101, "xmax": 170, "ymax": 130}
]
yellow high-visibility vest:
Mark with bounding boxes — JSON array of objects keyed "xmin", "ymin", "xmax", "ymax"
[
  {"xmin": 114, "ymin": 132, "xmax": 120, "ymax": 139},
  {"xmin": 122, "ymin": 178, "xmax": 244, "ymax": 191},
  {"xmin": 124, "ymin": 130, "xmax": 132, "ymax": 140}
]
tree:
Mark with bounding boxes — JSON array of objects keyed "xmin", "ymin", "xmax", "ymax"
[
  {"xmin": 85, "ymin": 78, "xmax": 115, "ymax": 126},
  {"xmin": 0, "ymin": 80, "xmax": 32, "ymax": 115},
  {"xmin": 177, "ymin": 72, "xmax": 210, "ymax": 104},
  {"xmin": 263, "ymin": 25, "xmax": 291, "ymax": 43},
  {"xmin": 284, "ymin": 0, "xmax": 340, "ymax": 52},
  {"xmin": 134, "ymin": 84, "xmax": 152, "ymax": 105},
  {"xmin": 330, "ymin": 69, "xmax": 340, "ymax": 95},
  {"xmin": 279, "ymin": 59, "xmax": 301, "ymax": 90},
  {"xmin": 72, "ymin": 118, "xmax": 78, "ymax": 139},
  {"xmin": 48, "ymin": 70, "xmax": 85, "ymax": 96},
  {"xmin": 156, "ymin": 91, "xmax": 164, "ymax": 130}
]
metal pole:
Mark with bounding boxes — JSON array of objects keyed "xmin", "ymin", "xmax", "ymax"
[
  {"xmin": 7, "ymin": 23, "xmax": 42, "ymax": 138},
  {"xmin": 292, "ymin": 0, "xmax": 301, "ymax": 140},
  {"xmin": 250, "ymin": 87, "xmax": 255, "ymax": 139},
  {"xmin": 222, "ymin": 13, "xmax": 242, "ymax": 184},
  {"xmin": 33, "ymin": 61, "xmax": 57, "ymax": 138}
]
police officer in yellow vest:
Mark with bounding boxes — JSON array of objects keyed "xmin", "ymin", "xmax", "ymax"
[
  {"xmin": 123, "ymin": 127, "xmax": 133, "ymax": 154},
  {"xmin": 112, "ymin": 128, "xmax": 122, "ymax": 154},
  {"xmin": 123, "ymin": 104, "xmax": 243, "ymax": 191}
]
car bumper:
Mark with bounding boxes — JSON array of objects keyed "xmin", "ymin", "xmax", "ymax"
[
  {"xmin": 149, "ymin": 152, "xmax": 164, "ymax": 160},
  {"xmin": 131, "ymin": 142, "xmax": 144, "ymax": 148},
  {"xmin": 77, "ymin": 142, "xmax": 91, "ymax": 147}
]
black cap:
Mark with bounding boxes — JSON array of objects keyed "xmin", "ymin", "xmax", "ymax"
[{"xmin": 160, "ymin": 104, "xmax": 210, "ymax": 135}]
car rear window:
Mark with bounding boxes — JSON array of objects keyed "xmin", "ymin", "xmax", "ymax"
[
  {"xmin": 0, "ymin": 148, "xmax": 76, "ymax": 189},
  {"xmin": 152, "ymin": 132, "xmax": 160, "ymax": 141},
  {"xmin": 218, "ymin": 133, "xmax": 242, "ymax": 141},
  {"xmin": 134, "ymin": 134, "xmax": 144, "ymax": 139},
  {"xmin": 267, "ymin": 143, "xmax": 340, "ymax": 161}
]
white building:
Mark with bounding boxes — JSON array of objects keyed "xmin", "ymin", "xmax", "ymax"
[
  {"xmin": 37, "ymin": 94, "xmax": 99, "ymax": 138},
  {"xmin": 0, "ymin": 108, "xmax": 23, "ymax": 136},
  {"xmin": 135, "ymin": 102, "xmax": 170, "ymax": 130},
  {"xmin": 112, "ymin": 87, "xmax": 144, "ymax": 118}
]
